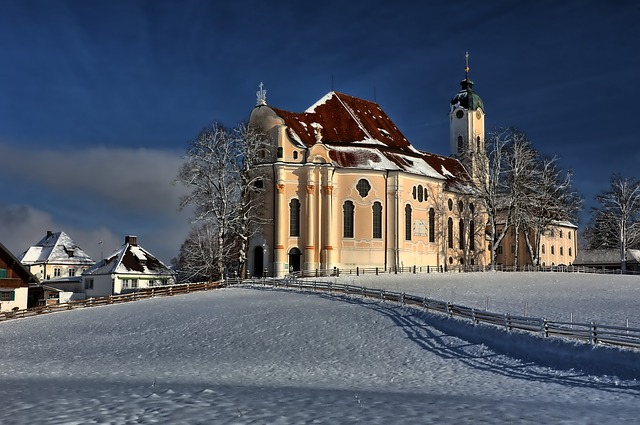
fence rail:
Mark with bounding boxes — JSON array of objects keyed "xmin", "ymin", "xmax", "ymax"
[
  {"xmin": 268, "ymin": 277, "xmax": 640, "ymax": 350},
  {"xmin": 286, "ymin": 264, "xmax": 640, "ymax": 279},
  {"xmin": 0, "ymin": 281, "xmax": 224, "ymax": 322},
  {"xmin": 4, "ymin": 275, "xmax": 640, "ymax": 350}
]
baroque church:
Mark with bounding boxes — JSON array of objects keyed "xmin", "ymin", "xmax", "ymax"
[{"xmin": 247, "ymin": 64, "xmax": 489, "ymax": 277}]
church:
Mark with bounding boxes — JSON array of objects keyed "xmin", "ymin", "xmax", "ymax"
[{"xmin": 247, "ymin": 65, "xmax": 489, "ymax": 277}]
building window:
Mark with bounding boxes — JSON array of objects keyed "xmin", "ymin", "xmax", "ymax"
[
  {"xmin": 568, "ymin": 231, "xmax": 572, "ymax": 240},
  {"xmin": 405, "ymin": 204, "xmax": 412, "ymax": 241},
  {"xmin": 372, "ymin": 202, "xmax": 382, "ymax": 239},
  {"xmin": 459, "ymin": 219, "xmax": 465, "ymax": 249},
  {"xmin": 412, "ymin": 186, "xmax": 417, "ymax": 199},
  {"xmin": 497, "ymin": 245, "xmax": 503, "ymax": 255},
  {"xmin": 542, "ymin": 244, "xmax": 546, "ymax": 254},
  {"xmin": 343, "ymin": 201, "xmax": 354, "ymax": 238},
  {"xmin": 560, "ymin": 246, "xmax": 564, "ymax": 256},
  {"xmin": 85, "ymin": 279, "xmax": 94, "ymax": 290},
  {"xmin": 423, "ymin": 187, "xmax": 428, "ymax": 201},
  {"xmin": 356, "ymin": 179, "xmax": 371, "ymax": 198},
  {"xmin": 448, "ymin": 199, "xmax": 453, "ymax": 211},
  {"xmin": 277, "ymin": 147, "xmax": 283, "ymax": 158},
  {"xmin": 458, "ymin": 200, "xmax": 464, "ymax": 213},
  {"xmin": 469, "ymin": 220, "xmax": 475, "ymax": 251},
  {"xmin": 131, "ymin": 279, "xmax": 138, "ymax": 288},
  {"xmin": 254, "ymin": 178, "xmax": 263, "ymax": 189},
  {"xmin": 293, "ymin": 151, "xmax": 298, "ymax": 160},
  {"xmin": 0, "ymin": 268, "xmax": 6, "ymax": 278},
  {"xmin": 457, "ymin": 136, "xmax": 463, "ymax": 153},
  {"xmin": 569, "ymin": 247, "xmax": 572, "ymax": 256},
  {"xmin": 54, "ymin": 268, "xmax": 61, "ymax": 277},
  {"xmin": 69, "ymin": 268, "xmax": 76, "ymax": 277},
  {"xmin": 447, "ymin": 217, "xmax": 453, "ymax": 249},
  {"xmin": 417, "ymin": 185, "xmax": 423, "ymax": 202},
  {"xmin": 511, "ymin": 244, "xmax": 516, "ymax": 253},
  {"xmin": 428, "ymin": 208, "xmax": 435, "ymax": 243},
  {"xmin": 560, "ymin": 230, "xmax": 563, "ymax": 238},
  {"xmin": 0, "ymin": 291, "xmax": 15, "ymax": 301},
  {"xmin": 289, "ymin": 199, "xmax": 300, "ymax": 237},
  {"xmin": 551, "ymin": 245, "xmax": 555, "ymax": 255}
]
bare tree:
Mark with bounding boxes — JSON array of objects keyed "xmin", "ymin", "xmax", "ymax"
[
  {"xmin": 585, "ymin": 175, "xmax": 640, "ymax": 271},
  {"xmin": 173, "ymin": 220, "xmax": 223, "ymax": 283},
  {"xmin": 521, "ymin": 155, "xmax": 581, "ymax": 266},
  {"xmin": 475, "ymin": 128, "xmax": 514, "ymax": 270},
  {"xmin": 174, "ymin": 123, "xmax": 269, "ymax": 280}
]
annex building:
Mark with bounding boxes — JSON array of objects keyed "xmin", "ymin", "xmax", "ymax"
[{"xmin": 248, "ymin": 67, "xmax": 488, "ymax": 277}]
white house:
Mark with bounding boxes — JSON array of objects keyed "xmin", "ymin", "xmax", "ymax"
[
  {"xmin": 20, "ymin": 231, "xmax": 95, "ymax": 281},
  {"xmin": 81, "ymin": 235, "xmax": 175, "ymax": 297}
]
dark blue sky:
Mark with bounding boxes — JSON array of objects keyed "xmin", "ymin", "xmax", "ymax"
[{"xmin": 0, "ymin": 0, "xmax": 638, "ymax": 262}]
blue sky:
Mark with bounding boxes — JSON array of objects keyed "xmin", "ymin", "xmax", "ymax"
[{"xmin": 0, "ymin": 0, "xmax": 638, "ymax": 263}]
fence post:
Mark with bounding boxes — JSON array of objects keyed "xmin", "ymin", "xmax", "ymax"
[
  {"xmin": 400, "ymin": 292, "xmax": 405, "ymax": 305},
  {"xmin": 376, "ymin": 267, "xmax": 379, "ymax": 276},
  {"xmin": 413, "ymin": 265, "xmax": 416, "ymax": 274},
  {"xmin": 505, "ymin": 314, "xmax": 512, "ymax": 331},
  {"xmin": 472, "ymin": 308, "xmax": 476, "ymax": 325},
  {"xmin": 590, "ymin": 322, "xmax": 598, "ymax": 345},
  {"xmin": 543, "ymin": 318, "xmax": 549, "ymax": 337},
  {"xmin": 447, "ymin": 302, "xmax": 453, "ymax": 318},
  {"xmin": 380, "ymin": 289, "xmax": 385, "ymax": 302}
]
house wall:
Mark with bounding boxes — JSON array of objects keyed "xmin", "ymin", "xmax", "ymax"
[
  {"xmin": 492, "ymin": 224, "xmax": 578, "ymax": 267},
  {"xmin": 0, "ymin": 287, "xmax": 28, "ymax": 312}
]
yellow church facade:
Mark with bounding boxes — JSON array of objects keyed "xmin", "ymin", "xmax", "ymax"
[{"xmin": 248, "ymin": 75, "xmax": 488, "ymax": 277}]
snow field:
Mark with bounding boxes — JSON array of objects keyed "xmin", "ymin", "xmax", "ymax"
[{"xmin": 0, "ymin": 273, "xmax": 639, "ymax": 424}]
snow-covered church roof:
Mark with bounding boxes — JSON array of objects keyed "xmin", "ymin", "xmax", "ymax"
[
  {"xmin": 20, "ymin": 231, "xmax": 94, "ymax": 266},
  {"xmin": 83, "ymin": 235, "xmax": 173, "ymax": 277},
  {"xmin": 257, "ymin": 90, "xmax": 475, "ymax": 192}
]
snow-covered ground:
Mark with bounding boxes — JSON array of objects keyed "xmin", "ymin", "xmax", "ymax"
[{"xmin": 1, "ymin": 272, "xmax": 639, "ymax": 424}]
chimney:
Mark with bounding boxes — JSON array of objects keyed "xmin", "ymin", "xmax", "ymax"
[
  {"xmin": 46, "ymin": 230, "xmax": 53, "ymax": 238},
  {"xmin": 125, "ymin": 235, "xmax": 138, "ymax": 246}
]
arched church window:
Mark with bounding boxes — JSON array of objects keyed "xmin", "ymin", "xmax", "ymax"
[
  {"xmin": 356, "ymin": 179, "xmax": 371, "ymax": 198},
  {"xmin": 343, "ymin": 201, "xmax": 354, "ymax": 238},
  {"xmin": 372, "ymin": 202, "xmax": 382, "ymax": 239},
  {"xmin": 428, "ymin": 208, "xmax": 435, "ymax": 243},
  {"xmin": 277, "ymin": 147, "xmax": 283, "ymax": 158},
  {"xmin": 459, "ymin": 219, "xmax": 465, "ymax": 250},
  {"xmin": 417, "ymin": 185, "xmax": 423, "ymax": 202},
  {"xmin": 423, "ymin": 187, "xmax": 428, "ymax": 201},
  {"xmin": 412, "ymin": 186, "xmax": 416, "ymax": 199},
  {"xmin": 469, "ymin": 220, "xmax": 475, "ymax": 251},
  {"xmin": 447, "ymin": 217, "xmax": 453, "ymax": 249},
  {"xmin": 405, "ymin": 204, "xmax": 412, "ymax": 241},
  {"xmin": 457, "ymin": 136, "xmax": 463, "ymax": 153},
  {"xmin": 448, "ymin": 199, "xmax": 453, "ymax": 211},
  {"xmin": 289, "ymin": 199, "xmax": 300, "ymax": 237},
  {"xmin": 542, "ymin": 244, "xmax": 546, "ymax": 254},
  {"xmin": 458, "ymin": 200, "xmax": 464, "ymax": 213},
  {"xmin": 293, "ymin": 151, "xmax": 298, "ymax": 160}
]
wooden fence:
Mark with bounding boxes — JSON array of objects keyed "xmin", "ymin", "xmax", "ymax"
[
  {"xmin": 0, "ymin": 281, "xmax": 224, "ymax": 322},
  {"xmin": 4, "ymin": 275, "xmax": 640, "ymax": 350},
  {"xmin": 266, "ymin": 277, "xmax": 640, "ymax": 350}
]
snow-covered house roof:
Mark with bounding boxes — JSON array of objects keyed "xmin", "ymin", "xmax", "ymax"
[
  {"xmin": 20, "ymin": 231, "xmax": 94, "ymax": 267},
  {"xmin": 574, "ymin": 249, "xmax": 640, "ymax": 267},
  {"xmin": 0, "ymin": 240, "xmax": 38, "ymax": 285},
  {"xmin": 265, "ymin": 91, "xmax": 475, "ymax": 192},
  {"xmin": 83, "ymin": 235, "xmax": 173, "ymax": 277}
]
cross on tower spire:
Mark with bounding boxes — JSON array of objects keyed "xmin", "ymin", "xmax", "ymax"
[
  {"xmin": 256, "ymin": 82, "xmax": 267, "ymax": 106},
  {"xmin": 465, "ymin": 51, "xmax": 470, "ymax": 78}
]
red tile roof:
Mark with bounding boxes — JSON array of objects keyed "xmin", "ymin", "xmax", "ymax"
[{"xmin": 269, "ymin": 91, "xmax": 475, "ymax": 192}]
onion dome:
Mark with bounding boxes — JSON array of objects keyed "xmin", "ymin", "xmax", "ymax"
[{"xmin": 450, "ymin": 52, "xmax": 484, "ymax": 112}]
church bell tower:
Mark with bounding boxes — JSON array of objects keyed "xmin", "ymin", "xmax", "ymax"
[{"xmin": 450, "ymin": 52, "xmax": 486, "ymax": 182}]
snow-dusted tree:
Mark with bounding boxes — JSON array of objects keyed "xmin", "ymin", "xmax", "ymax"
[
  {"xmin": 585, "ymin": 175, "xmax": 640, "ymax": 271},
  {"xmin": 506, "ymin": 131, "xmax": 540, "ymax": 267},
  {"xmin": 475, "ymin": 128, "xmax": 515, "ymax": 270},
  {"xmin": 173, "ymin": 220, "xmax": 223, "ymax": 283},
  {"xmin": 520, "ymin": 155, "xmax": 581, "ymax": 266},
  {"xmin": 175, "ymin": 123, "xmax": 269, "ymax": 280}
]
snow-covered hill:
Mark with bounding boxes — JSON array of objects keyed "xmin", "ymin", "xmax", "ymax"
[{"xmin": 0, "ymin": 273, "xmax": 639, "ymax": 424}]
